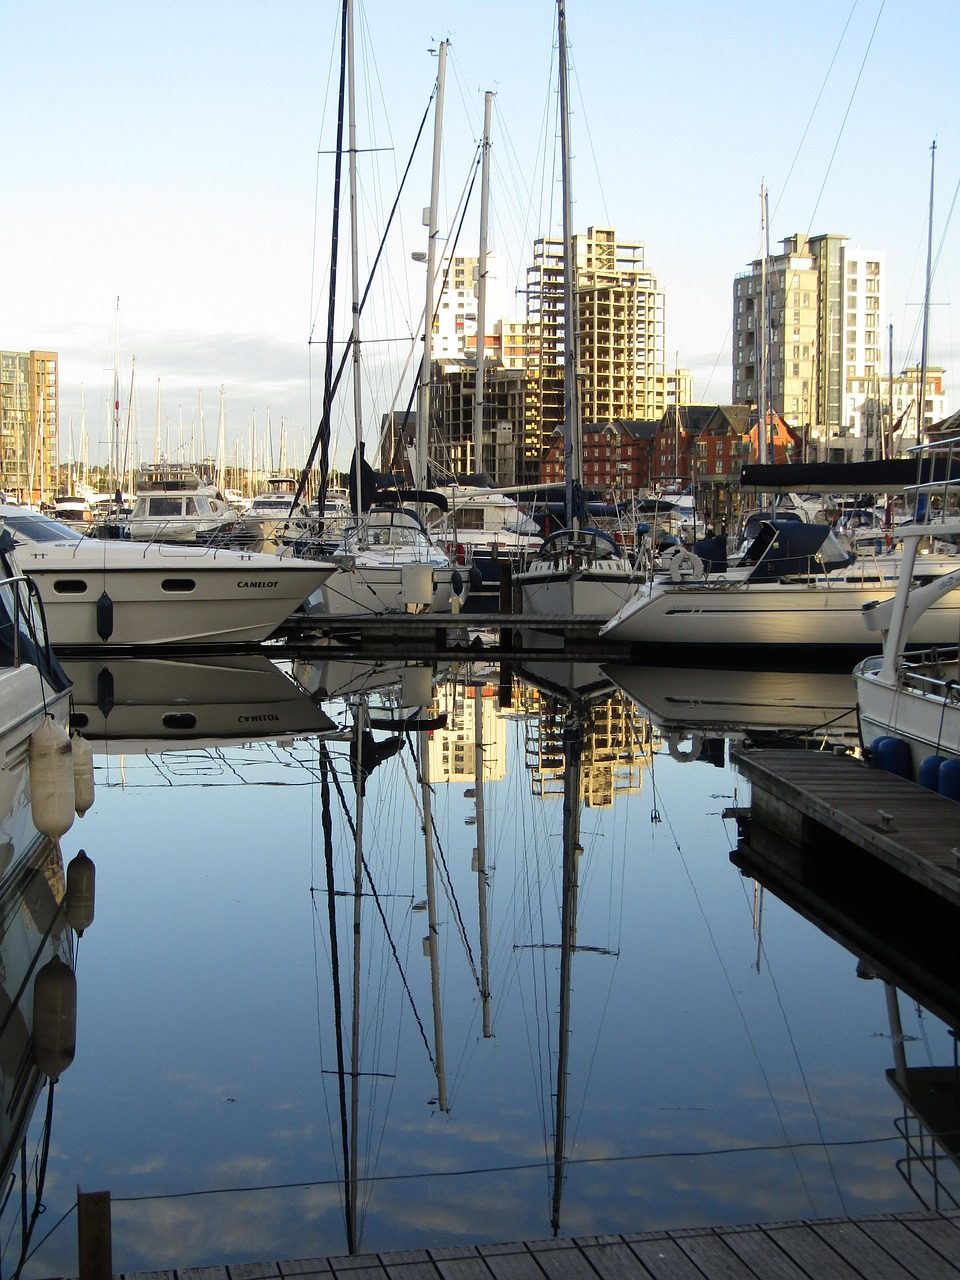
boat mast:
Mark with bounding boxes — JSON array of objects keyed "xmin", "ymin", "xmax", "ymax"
[
  {"xmin": 917, "ymin": 139, "xmax": 936, "ymax": 446},
  {"xmin": 215, "ymin": 386, "xmax": 227, "ymax": 492},
  {"xmin": 472, "ymin": 91, "xmax": 493, "ymax": 478},
  {"xmin": 551, "ymin": 703, "xmax": 582, "ymax": 1235},
  {"xmin": 347, "ymin": 0, "xmax": 364, "ymax": 496},
  {"xmin": 111, "ymin": 297, "xmax": 121, "ymax": 500},
  {"xmin": 758, "ymin": 184, "xmax": 769, "ymax": 467},
  {"xmin": 417, "ymin": 41, "xmax": 447, "ymax": 494},
  {"xmin": 420, "ymin": 724, "xmax": 448, "ymax": 1112},
  {"xmin": 558, "ymin": 0, "xmax": 582, "ymax": 530}
]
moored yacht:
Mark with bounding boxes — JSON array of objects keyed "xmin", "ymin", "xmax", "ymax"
[
  {"xmin": 305, "ymin": 506, "xmax": 469, "ymax": 617},
  {"xmin": 126, "ymin": 463, "xmax": 238, "ymax": 543},
  {"xmin": 1, "ymin": 504, "xmax": 335, "ymax": 647},
  {"xmin": 240, "ymin": 475, "xmax": 315, "ymax": 550},
  {"xmin": 600, "ymin": 519, "xmax": 960, "ymax": 653}
]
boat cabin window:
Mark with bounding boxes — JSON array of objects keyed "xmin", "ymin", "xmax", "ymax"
[{"xmin": 146, "ymin": 497, "xmax": 185, "ymax": 518}]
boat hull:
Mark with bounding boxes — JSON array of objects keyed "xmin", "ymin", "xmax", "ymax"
[
  {"xmin": 855, "ymin": 653, "xmax": 960, "ymax": 775},
  {"xmin": 516, "ymin": 561, "xmax": 639, "ymax": 619},
  {"xmin": 14, "ymin": 542, "xmax": 333, "ymax": 646},
  {"xmin": 0, "ymin": 667, "xmax": 72, "ymax": 885},
  {"xmin": 313, "ymin": 561, "xmax": 467, "ymax": 616},
  {"xmin": 602, "ymin": 578, "xmax": 960, "ymax": 650}
]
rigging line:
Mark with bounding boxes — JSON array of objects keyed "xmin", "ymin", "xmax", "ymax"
[
  {"xmin": 656, "ymin": 782, "xmax": 821, "ymax": 1217},
  {"xmin": 325, "ymin": 747, "xmax": 437, "ymax": 1071},
  {"xmin": 384, "ymin": 145, "xmax": 484, "ymax": 476},
  {"xmin": 769, "ymin": 0, "xmax": 861, "ymax": 227},
  {"xmin": 111, "ymin": 1131, "xmax": 913, "ymax": 1203},
  {"xmin": 804, "ymin": 0, "xmax": 886, "ymax": 237},
  {"xmin": 296, "ymin": 85, "xmax": 437, "ymax": 512},
  {"xmin": 732, "ymin": 870, "xmax": 850, "ymax": 1216},
  {"xmin": 13, "ymin": 1199, "xmax": 77, "ymax": 1272}
]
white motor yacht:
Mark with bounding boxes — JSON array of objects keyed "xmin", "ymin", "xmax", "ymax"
[
  {"xmin": 126, "ymin": 463, "xmax": 237, "ymax": 543},
  {"xmin": 0, "ymin": 504, "xmax": 335, "ymax": 647},
  {"xmin": 241, "ymin": 475, "xmax": 315, "ymax": 550}
]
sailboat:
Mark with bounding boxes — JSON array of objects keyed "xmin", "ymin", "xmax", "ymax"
[
  {"xmin": 305, "ymin": 11, "xmax": 467, "ymax": 618},
  {"xmin": 513, "ymin": 0, "xmax": 640, "ymax": 620}
]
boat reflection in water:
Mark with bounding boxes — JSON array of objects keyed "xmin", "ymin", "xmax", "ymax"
[
  {"xmin": 63, "ymin": 653, "xmax": 337, "ymax": 747},
  {"xmin": 0, "ymin": 838, "xmax": 92, "ymax": 1276},
  {"xmin": 26, "ymin": 649, "xmax": 960, "ymax": 1272},
  {"xmin": 606, "ymin": 661, "xmax": 860, "ymax": 763}
]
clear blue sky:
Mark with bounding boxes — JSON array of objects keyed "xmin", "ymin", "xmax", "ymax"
[{"xmin": 2, "ymin": 0, "xmax": 957, "ymax": 473}]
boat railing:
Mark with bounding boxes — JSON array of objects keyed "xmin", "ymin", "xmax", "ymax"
[
  {"xmin": 0, "ymin": 569, "xmax": 52, "ymax": 668},
  {"xmin": 898, "ymin": 651, "xmax": 960, "ymax": 700},
  {"xmin": 902, "ymin": 436, "xmax": 960, "ymax": 530}
]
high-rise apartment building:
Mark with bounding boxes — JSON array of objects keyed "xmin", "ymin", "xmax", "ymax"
[
  {"xmin": 732, "ymin": 234, "xmax": 886, "ymax": 462},
  {"xmin": 526, "ymin": 226, "xmax": 669, "ymax": 440},
  {"xmin": 0, "ymin": 349, "xmax": 59, "ymax": 502}
]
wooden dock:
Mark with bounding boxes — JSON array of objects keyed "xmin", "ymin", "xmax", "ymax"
[
  {"xmin": 730, "ymin": 748, "xmax": 960, "ymax": 909},
  {"xmin": 68, "ymin": 1212, "xmax": 960, "ymax": 1280}
]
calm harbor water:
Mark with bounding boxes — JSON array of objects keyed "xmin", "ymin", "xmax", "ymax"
[{"xmin": 11, "ymin": 649, "xmax": 958, "ymax": 1275}]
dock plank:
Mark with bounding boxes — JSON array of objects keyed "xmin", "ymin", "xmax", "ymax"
[
  {"xmin": 714, "ymin": 1224, "xmax": 812, "ymax": 1279},
  {"xmin": 428, "ymin": 1246, "xmax": 493, "ymax": 1280},
  {"xmin": 278, "ymin": 1262, "xmax": 335, "ymax": 1280},
  {"xmin": 525, "ymin": 1240, "xmax": 598, "ymax": 1280},
  {"xmin": 763, "ymin": 1221, "xmax": 873, "ymax": 1278},
  {"xmin": 669, "ymin": 1230, "xmax": 759, "ymax": 1279},
  {"xmin": 576, "ymin": 1238, "xmax": 657, "ymax": 1280},
  {"xmin": 900, "ymin": 1213, "xmax": 960, "ymax": 1267},
  {"xmin": 473, "ymin": 1244, "xmax": 547, "ymax": 1280},
  {"xmin": 857, "ymin": 1217, "xmax": 960, "ymax": 1279},
  {"xmin": 622, "ymin": 1234, "xmax": 705, "ymax": 1279},
  {"xmin": 811, "ymin": 1220, "xmax": 918, "ymax": 1279}
]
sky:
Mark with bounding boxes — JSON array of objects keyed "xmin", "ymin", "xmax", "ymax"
[{"xmin": 2, "ymin": 0, "xmax": 958, "ymax": 477}]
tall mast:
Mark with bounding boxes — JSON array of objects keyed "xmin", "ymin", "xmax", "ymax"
[
  {"xmin": 153, "ymin": 379, "xmax": 162, "ymax": 464},
  {"xmin": 472, "ymin": 91, "xmax": 493, "ymax": 478},
  {"xmin": 417, "ymin": 40, "xmax": 447, "ymax": 494},
  {"xmin": 917, "ymin": 139, "xmax": 936, "ymax": 445},
  {"xmin": 347, "ymin": 0, "xmax": 363, "ymax": 485},
  {"xmin": 111, "ymin": 296, "xmax": 121, "ymax": 498},
  {"xmin": 758, "ymin": 184, "xmax": 769, "ymax": 466},
  {"xmin": 558, "ymin": 0, "xmax": 581, "ymax": 529},
  {"xmin": 215, "ymin": 386, "xmax": 227, "ymax": 491}
]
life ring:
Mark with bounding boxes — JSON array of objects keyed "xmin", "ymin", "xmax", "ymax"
[{"xmin": 661, "ymin": 546, "xmax": 705, "ymax": 582}]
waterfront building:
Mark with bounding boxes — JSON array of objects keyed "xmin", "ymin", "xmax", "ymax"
[
  {"xmin": 0, "ymin": 349, "xmax": 59, "ymax": 504},
  {"xmin": 526, "ymin": 226, "xmax": 673, "ymax": 440},
  {"xmin": 732, "ymin": 234, "xmax": 888, "ymax": 463}
]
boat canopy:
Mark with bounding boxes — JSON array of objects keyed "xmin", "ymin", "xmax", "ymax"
[
  {"xmin": 741, "ymin": 520, "xmax": 853, "ymax": 581},
  {"xmin": 740, "ymin": 457, "xmax": 960, "ymax": 494}
]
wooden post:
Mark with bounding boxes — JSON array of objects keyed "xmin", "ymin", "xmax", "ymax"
[{"xmin": 77, "ymin": 1188, "xmax": 112, "ymax": 1280}]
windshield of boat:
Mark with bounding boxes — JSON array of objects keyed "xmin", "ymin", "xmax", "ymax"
[{"xmin": 0, "ymin": 507, "xmax": 85, "ymax": 544}]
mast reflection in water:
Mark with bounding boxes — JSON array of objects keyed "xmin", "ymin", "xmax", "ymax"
[{"xmin": 18, "ymin": 650, "xmax": 960, "ymax": 1276}]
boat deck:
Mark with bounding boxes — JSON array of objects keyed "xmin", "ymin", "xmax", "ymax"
[
  {"xmin": 730, "ymin": 748, "xmax": 960, "ymax": 907},
  {"xmin": 66, "ymin": 1212, "xmax": 960, "ymax": 1280}
]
